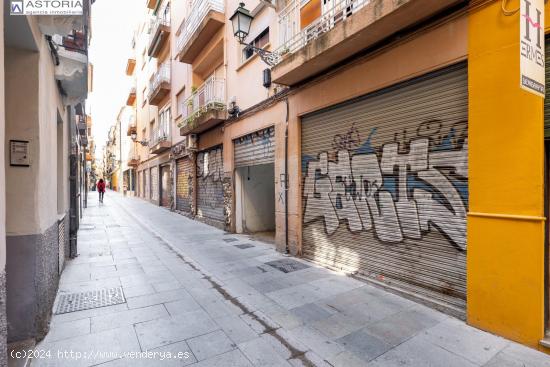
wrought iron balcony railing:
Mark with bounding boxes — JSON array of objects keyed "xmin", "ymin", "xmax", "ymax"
[
  {"xmin": 178, "ymin": 76, "xmax": 225, "ymax": 128},
  {"xmin": 176, "ymin": 0, "xmax": 224, "ymax": 57},
  {"xmin": 148, "ymin": 63, "xmax": 170, "ymax": 100}
]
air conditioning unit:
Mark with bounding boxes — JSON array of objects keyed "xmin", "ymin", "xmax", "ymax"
[{"xmin": 187, "ymin": 134, "xmax": 198, "ymax": 151}]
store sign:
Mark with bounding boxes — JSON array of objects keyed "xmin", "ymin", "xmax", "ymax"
[{"xmin": 520, "ymin": 0, "xmax": 545, "ymax": 97}]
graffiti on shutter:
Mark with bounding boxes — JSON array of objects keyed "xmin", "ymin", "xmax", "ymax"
[
  {"xmin": 176, "ymin": 158, "xmax": 192, "ymax": 212},
  {"xmin": 234, "ymin": 126, "xmax": 275, "ymax": 167},
  {"xmin": 301, "ymin": 64, "xmax": 468, "ymax": 313},
  {"xmin": 197, "ymin": 146, "xmax": 224, "ymax": 223},
  {"xmin": 151, "ymin": 166, "xmax": 159, "ymax": 201}
]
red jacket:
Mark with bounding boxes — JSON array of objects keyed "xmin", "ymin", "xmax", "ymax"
[{"xmin": 97, "ymin": 181, "xmax": 106, "ymax": 192}]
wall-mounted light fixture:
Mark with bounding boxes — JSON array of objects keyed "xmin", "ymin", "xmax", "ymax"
[
  {"xmin": 230, "ymin": 3, "xmax": 278, "ymax": 66},
  {"xmin": 131, "ymin": 132, "xmax": 148, "ymax": 146}
]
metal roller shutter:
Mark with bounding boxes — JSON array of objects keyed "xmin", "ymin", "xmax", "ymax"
[
  {"xmin": 234, "ymin": 126, "xmax": 275, "ymax": 167},
  {"xmin": 176, "ymin": 158, "xmax": 192, "ymax": 213},
  {"xmin": 144, "ymin": 169, "xmax": 150, "ymax": 199},
  {"xmin": 301, "ymin": 63, "xmax": 468, "ymax": 314},
  {"xmin": 160, "ymin": 165, "xmax": 172, "ymax": 208},
  {"xmin": 151, "ymin": 166, "xmax": 159, "ymax": 202},
  {"xmin": 197, "ymin": 146, "xmax": 224, "ymax": 223}
]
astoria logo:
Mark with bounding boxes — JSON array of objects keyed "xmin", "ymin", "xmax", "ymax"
[{"xmin": 11, "ymin": 0, "xmax": 83, "ymax": 15}]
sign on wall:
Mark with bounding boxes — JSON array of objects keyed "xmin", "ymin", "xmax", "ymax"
[
  {"xmin": 10, "ymin": 140, "xmax": 30, "ymax": 167},
  {"xmin": 520, "ymin": 0, "xmax": 545, "ymax": 97}
]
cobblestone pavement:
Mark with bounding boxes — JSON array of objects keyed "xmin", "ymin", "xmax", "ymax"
[{"xmin": 28, "ymin": 191, "xmax": 550, "ymax": 366}]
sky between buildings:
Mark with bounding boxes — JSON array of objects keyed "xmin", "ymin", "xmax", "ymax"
[{"xmin": 87, "ymin": 0, "xmax": 142, "ymax": 159}]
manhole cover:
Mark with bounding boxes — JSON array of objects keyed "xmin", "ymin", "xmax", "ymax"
[
  {"xmin": 55, "ymin": 287, "xmax": 126, "ymax": 314},
  {"xmin": 235, "ymin": 244, "xmax": 254, "ymax": 249},
  {"xmin": 223, "ymin": 238, "xmax": 238, "ymax": 243},
  {"xmin": 265, "ymin": 259, "xmax": 310, "ymax": 273}
]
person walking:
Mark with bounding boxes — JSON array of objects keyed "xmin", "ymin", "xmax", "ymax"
[{"xmin": 97, "ymin": 178, "xmax": 106, "ymax": 203}]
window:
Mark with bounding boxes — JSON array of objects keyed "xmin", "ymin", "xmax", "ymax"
[
  {"xmin": 159, "ymin": 107, "xmax": 171, "ymax": 139},
  {"xmin": 176, "ymin": 88, "xmax": 185, "ymax": 117},
  {"xmin": 242, "ymin": 28, "xmax": 269, "ymax": 62}
]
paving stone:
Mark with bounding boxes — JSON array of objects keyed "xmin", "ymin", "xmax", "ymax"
[
  {"xmin": 193, "ymin": 349, "xmax": 253, "ymax": 367},
  {"xmin": 152, "ymin": 280, "xmax": 184, "ymax": 292},
  {"xmin": 126, "ymin": 289, "xmax": 192, "ymax": 309},
  {"xmin": 43, "ymin": 318, "xmax": 90, "ymax": 343},
  {"xmin": 238, "ymin": 337, "xmax": 292, "ymax": 367},
  {"xmin": 134, "ymin": 311, "xmax": 219, "ymax": 350},
  {"xmin": 422, "ymin": 316, "xmax": 508, "ymax": 365},
  {"xmin": 163, "ymin": 297, "xmax": 202, "ymax": 316},
  {"xmin": 287, "ymin": 325, "xmax": 345, "ymax": 360},
  {"xmin": 51, "ymin": 303, "xmax": 129, "ymax": 324},
  {"xmin": 336, "ymin": 327, "xmax": 393, "ymax": 361},
  {"xmin": 96, "ymin": 340, "xmax": 197, "ymax": 366},
  {"xmin": 91, "ymin": 304, "xmax": 169, "ymax": 332},
  {"xmin": 290, "ymin": 303, "xmax": 333, "ymax": 324},
  {"xmin": 121, "ymin": 284, "xmax": 156, "ymax": 298},
  {"xmin": 213, "ymin": 315, "xmax": 259, "ymax": 345},
  {"xmin": 187, "ymin": 329, "xmax": 236, "ymax": 361},
  {"xmin": 368, "ymin": 335, "xmax": 478, "ymax": 367},
  {"xmin": 34, "ymin": 325, "xmax": 141, "ymax": 367}
]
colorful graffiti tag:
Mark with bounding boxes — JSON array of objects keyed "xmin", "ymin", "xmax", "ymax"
[{"xmin": 302, "ymin": 122, "xmax": 468, "ymax": 251}]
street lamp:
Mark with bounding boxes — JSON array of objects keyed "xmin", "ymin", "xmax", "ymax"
[
  {"xmin": 131, "ymin": 131, "xmax": 148, "ymax": 146},
  {"xmin": 230, "ymin": 2, "xmax": 277, "ymax": 66}
]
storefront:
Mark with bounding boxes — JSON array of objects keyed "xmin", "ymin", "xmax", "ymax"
[
  {"xmin": 176, "ymin": 157, "xmax": 192, "ymax": 213},
  {"xmin": 300, "ymin": 63, "xmax": 468, "ymax": 314},
  {"xmin": 196, "ymin": 146, "xmax": 224, "ymax": 226},
  {"xmin": 233, "ymin": 127, "xmax": 276, "ymax": 235}
]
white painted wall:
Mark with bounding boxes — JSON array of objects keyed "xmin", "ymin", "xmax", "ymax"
[
  {"xmin": 236, "ymin": 164, "xmax": 276, "ymax": 233},
  {"xmin": 6, "ymin": 17, "xmax": 69, "ymax": 236}
]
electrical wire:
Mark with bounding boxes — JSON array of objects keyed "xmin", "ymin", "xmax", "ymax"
[{"xmin": 501, "ymin": 0, "xmax": 519, "ymax": 16}]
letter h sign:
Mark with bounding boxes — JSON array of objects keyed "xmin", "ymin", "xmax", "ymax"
[{"xmin": 520, "ymin": 0, "xmax": 545, "ymax": 97}]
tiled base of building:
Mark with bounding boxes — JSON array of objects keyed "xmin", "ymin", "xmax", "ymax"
[{"xmin": 6, "ymin": 220, "xmax": 60, "ymax": 343}]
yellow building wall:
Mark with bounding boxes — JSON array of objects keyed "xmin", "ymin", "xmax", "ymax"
[
  {"xmin": 468, "ymin": 0, "xmax": 547, "ymax": 350},
  {"xmin": 111, "ymin": 172, "xmax": 119, "ymax": 192}
]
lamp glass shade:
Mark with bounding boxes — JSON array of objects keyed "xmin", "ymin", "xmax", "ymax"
[
  {"xmin": 230, "ymin": 3, "xmax": 253, "ymax": 43},
  {"xmin": 131, "ymin": 132, "xmax": 137, "ymax": 141}
]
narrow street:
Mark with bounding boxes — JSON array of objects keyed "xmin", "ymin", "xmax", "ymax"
[{"xmin": 26, "ymin": 192, "xmax": 549, "ymax": 367}]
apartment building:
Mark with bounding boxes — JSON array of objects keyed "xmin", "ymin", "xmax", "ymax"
[
  {"xmin": 122, "ymin": 0, "xmax": 550, "ymax": 353},
  {"xmin": 2, "ymin": 0, "xmax": 92, "ymax": 352}
]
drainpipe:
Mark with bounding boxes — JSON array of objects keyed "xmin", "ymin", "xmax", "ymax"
[{"xmin": 284, "ymin": 98, "xmax": 289, "ymax": 254}]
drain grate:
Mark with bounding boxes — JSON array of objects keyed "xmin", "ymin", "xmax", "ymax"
[
  {"xmin": 235, "ymin": 244, "xmax": 254, "ymax": 250},
  {"xmin": 55, "ymin": 287, "xmax": 126, "ymax": 314},
  {"xmin": 265, "ymin": 259, "xmax": 310, "ymax": 273},
  {"xmin": 223, "ymin": 238, "xmax": 238, "ymax": 243}
]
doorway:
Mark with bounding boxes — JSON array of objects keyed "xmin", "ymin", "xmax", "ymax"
[{"xmin": 235, "ymin": 163, "xmax": 275, "ymax": 239}]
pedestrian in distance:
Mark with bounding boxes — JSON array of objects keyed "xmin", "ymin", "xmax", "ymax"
[{"xmin": 97, "ymin": 178, "xmax": 106, "ymax": 203}]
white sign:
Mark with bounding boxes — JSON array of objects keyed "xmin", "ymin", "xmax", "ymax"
[
  {"xmin": 10, "ymin": 140, "xmax": 30, "ymax": 167},
  {"xmin": 520, "ymin": 0, "xmax": 545, "ymax": 97},
  {"xmin": 10, "ymin": 1, "xmax": 83, "ymax": 16}
]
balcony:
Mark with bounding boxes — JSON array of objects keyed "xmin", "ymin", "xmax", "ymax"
[
  {"xmin": 148, "ymin": 64, "xmax": 171, "ymax": 106},
  {"xmin": 128, "ymin": 147, "xmax": 140, "ymax": 166},
  {"xmin": 148, "ymin": 16, "xmax": 171, "ymax": 58},
  {"xmin": 126, "ymin": 57, "xmax": 136, "ymax": 75},
  {"xmin": 77, "ymin": 116, "xmax": 86, "ymax": 134},
  {"xmin": 178, "ymin": 77, "xmax": 226, "ymax": 136},
  {"xmin": 149, "ymin": 124, "xmax": 171, "ymax": 154},
  {"xmin": 53, "ymin": 32, "xmax": 88, "ymax": 102},
  {"xmin": 126, "ymin": 86, "xmax": 136, "ymax": 106},
  {"xmin": 271, "ymin": 0, "xmax": 462, "ymax": 86},
  {"xmin": 177, "ymin": 0, "xmax": 224, "ymax": 64},
  {"xmin": 127, "ymin": 116, "xmax": 137, "ymax": 136}
]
